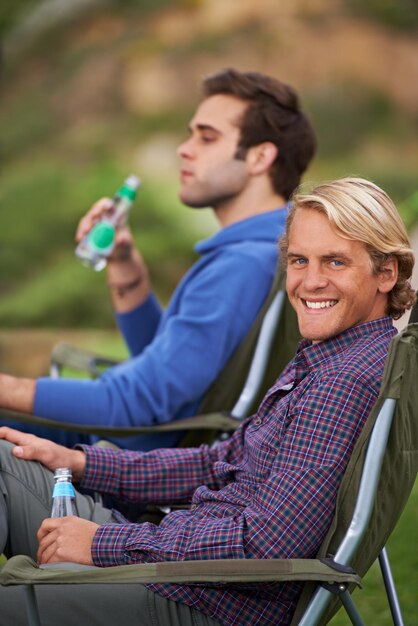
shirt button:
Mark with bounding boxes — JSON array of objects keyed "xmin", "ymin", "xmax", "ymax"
[{"xmin": 253, "ymin": 417, "xmax": 262, "ymax": 426}]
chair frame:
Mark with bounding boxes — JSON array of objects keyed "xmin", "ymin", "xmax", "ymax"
[
  {"xmin": 229, "ymin": 289, "xmax": 285, "ymax": 419},
  {"xmin": 299, "ymin": 398, "xmax": 403, "ymax": 626}
]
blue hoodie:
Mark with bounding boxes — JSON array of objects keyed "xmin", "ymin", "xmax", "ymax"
[{"xmin": 32, "ymin": 208, "xmax": 287, "ymax": 450}]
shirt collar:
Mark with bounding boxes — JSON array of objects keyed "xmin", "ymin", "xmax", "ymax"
[
  {"xmin": 295, "ymin": 317, "xmax": 396, "ymax": 370},
  {"xmin": 195, "ymin": 206, "xmax": 288, "ymax": 254}
]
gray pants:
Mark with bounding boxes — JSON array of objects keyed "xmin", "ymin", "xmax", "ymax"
[{"xmin": 0, "ymin": 440, "xmax": 218, "ymax": 626}]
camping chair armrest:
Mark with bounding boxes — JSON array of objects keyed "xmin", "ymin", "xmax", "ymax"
[
  {"xmin": 0, "ymin": 408, "xmax": 241, "ymax": 438},
  {"xmin": 0, "ymin": 554, "xmax": 362, "ymax": 587},
  {"xmin": 50, "ymin": 343, "xmax": 121, "ymax": 379}
]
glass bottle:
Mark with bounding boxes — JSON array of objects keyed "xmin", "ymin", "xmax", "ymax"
[
  {"xmin": 75, "ymin": 174, "xmax": 141, "ymax": 271},
  {"xmin": 50, "ymin": 467, "xmax": 79, "ymax": 518}
]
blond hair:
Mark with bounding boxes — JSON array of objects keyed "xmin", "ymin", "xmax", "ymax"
[{"xmin": 280, "ymin": 177, "xmax": 416, "ymax": 319}]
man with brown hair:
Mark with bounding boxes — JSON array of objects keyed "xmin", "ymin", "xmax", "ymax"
[{"xmin": 0, "ymin": 68, "xmax": 317, "ymax": 450}]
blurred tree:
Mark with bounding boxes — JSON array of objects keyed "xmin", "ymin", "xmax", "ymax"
[
  {"xmin": 0, "ymin": 0, "xmax": 38, "ymax": 35},
  {"xmin": 347, "ymin": 0, "xmax": 418, "ymax": 31},
  {"xmin": 0, "ymin": 0, "xmax": 37, "ymax": 71}
]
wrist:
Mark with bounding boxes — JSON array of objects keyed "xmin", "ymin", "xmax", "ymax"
[
  {"xmin": 71, "ymin": 449, "xmax": 87, "ymax": 482},
  {"xmin": 107, "ymin": 275, "xmax": 144, "ymax": 297}
]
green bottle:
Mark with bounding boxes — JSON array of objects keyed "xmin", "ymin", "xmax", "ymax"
[{"xmin": 75, "ymin": 175, "xmax": 141, "ymax": 271}]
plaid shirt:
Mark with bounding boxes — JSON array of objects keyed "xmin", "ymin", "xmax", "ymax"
[{"xmin": 81, "ymin": 317, "xmax": 396, "ymax": 626}]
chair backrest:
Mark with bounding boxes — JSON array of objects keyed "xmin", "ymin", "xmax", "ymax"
[
  {"xmin": 197, "ymin": 266, "xmax": 300, "ymax": 419},
  {"xmin": 0, "ymin": 266, "xmax": 300, "ymax": 443},
  {"xmin": 178, "ymin": 267, "xmax": 300, "ymax": 447},
  {"xmin": 291, "ymin": 323, "xmax": 418, "ymax": 625}
]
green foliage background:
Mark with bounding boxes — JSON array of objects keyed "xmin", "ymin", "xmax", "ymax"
[{"xmin": 0, "ymin": 0, "xmax": 418, "ymax": 329}]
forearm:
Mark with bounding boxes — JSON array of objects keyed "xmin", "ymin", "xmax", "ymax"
[
  {"xmin": 0, "ymin": 373, "xmax": 36, "ymax": 413},
  {"xmin": 34, "ymin": 372, "xmax": 166, "ymax": 429},
  {"xmin": 34, "ymin": 377, "xmax": 112, "ymax": 425},
  {"xmin": 116, "ymin": 293, "xmax": 162, "ymax": 356},
  {"xmin": 79, "ymin": 444, "xmax": 222, "ymax": 504},
  {"xmin": 106, "ymin": 247, "xmax": 151, "ymax": 314},
  {"xmin": 90, "ymin": 449, "xmax": 349, "ymax": 569},
  {"xmin": 76, "ymin": 204, "xmax": 151, "ymax": 314}
]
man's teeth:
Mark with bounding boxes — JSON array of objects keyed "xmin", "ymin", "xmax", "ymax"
[{"xmin": 305, "ymin": 300, "xmax": 337, "ymax": 309}]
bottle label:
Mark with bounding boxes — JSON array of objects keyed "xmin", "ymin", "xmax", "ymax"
[
  {"xmin": 52, "ymin": 483, "xmax": 76, "ymax": 498},
  {"xmin": 88, "ymin": 222, "xmax": 115, "ymax": 251}
]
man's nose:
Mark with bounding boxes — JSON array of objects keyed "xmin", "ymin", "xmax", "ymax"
[
  {"xmin": 303, "ymin": 264, "xmax": 328, "ymax": 291},
  {"xmin": 177, "ymin": 137, "xmax": 194, "ymax": 159}
]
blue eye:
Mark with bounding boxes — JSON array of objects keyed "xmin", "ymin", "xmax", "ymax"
[{"xmin": 289, "ymin": 257, "xmax": 307, "ymax": 267}]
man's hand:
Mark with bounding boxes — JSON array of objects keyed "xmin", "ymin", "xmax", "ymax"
[
  {"xmin": 0, "ymin": 427, "xmax": 86, "ymax": 481},
  {"xmin": 75, "ymin": 197, "xmax": 150, "ymax": 312},
  {"xmin": 75, "ymin": 197, "xmax": 139, "ymax": 267},
  {"xmin": 75, "ymin": 197, "xmax": 133, "ymax": 255},
  {"xmin": 37, "ymin": 517, "xmax": 99, "ymax": 565}
]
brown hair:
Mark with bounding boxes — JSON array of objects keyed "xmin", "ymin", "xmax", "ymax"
[{"xmin": 202, "ymin": 68, "xmax": 317, "ymax": 200}]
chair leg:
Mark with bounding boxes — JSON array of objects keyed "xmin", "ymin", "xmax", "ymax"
[
  {"xmin": 378, "ymin": 547, "xmax": 405, "ymax": 626},
  {"xmin": 23, "ymin": 585, "xmax": 42, "ymax": 626},
  {"xmin": 333, "ymin": 584, "xmax": 366, "ymax": 626},
  {"xmin": 314, "ymin": 582, "xmax": 365, "ymax": 626}
]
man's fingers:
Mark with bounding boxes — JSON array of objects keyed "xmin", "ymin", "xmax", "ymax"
[
  {"xmin": 0, "ymin": 427, "xmax": 39, "ymax": 459},
  {"xmin": 37, "ymin": 517, "xmax": 62, "ymax": 542},
  {"xmin": 0, "ymin": 426, "xmax": 37, "ymax": 446},
  {"xmin": 37, "ymin": 518, "xmax": 64, "ymax": 563},
  {"xmin": 37, "ymin": 517, "xmax": 96, "ymax": 565},
  {"xmin": 10, "ymin": 438, "xmax": 65, "ymax": 468},
  {"xmin": 75, "ymin": 197, "xmax": 114, "ymax": 241},
  {"xmin": 12, "ymin": 443, "xmax": 47, "ymax": 464},
  {"xmin": 12, "ymin": 445, "xmax": 29, "ymax": 459},
  {"xmin": 36, "ymin": 530, "xmax": 63, "ymax": 563},
  {"xmin": 37, "ymin": 530, "xmax": 58, "ymax": 563}
]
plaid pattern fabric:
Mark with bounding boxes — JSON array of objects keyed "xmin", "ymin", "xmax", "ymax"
[{"xmin": 81, "ymin": 317, "xmax": 395, "ymax": 626}]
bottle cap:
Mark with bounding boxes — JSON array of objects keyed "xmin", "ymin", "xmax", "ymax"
[
  {"xmin": 88, "ymin": 222, "xmax": 115, "ymax": 250},
  {"xmin": 53, "ymin": 467, "xmax": 72, "ymax": 479},
  {"xmin": 125, "ymin": 175, "xmax": 141, "ymax": 190},
  {"xmin": 117, "ymin": 175, "xmax": 141, "ymax": 202}
]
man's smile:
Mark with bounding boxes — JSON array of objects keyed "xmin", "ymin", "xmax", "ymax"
[{"xmin": 302, "ymin": 299, "xmax": 338, "ymax": 310}]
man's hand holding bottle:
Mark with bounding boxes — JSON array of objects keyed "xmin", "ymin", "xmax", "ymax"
[{"xmin": 75, "ymin": 176, "xmax": 151, "ymax": 311}]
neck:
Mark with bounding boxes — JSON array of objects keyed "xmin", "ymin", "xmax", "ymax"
[{"xmin": 213, "ymin": 183, "xmax": 287, "ymax": 228}]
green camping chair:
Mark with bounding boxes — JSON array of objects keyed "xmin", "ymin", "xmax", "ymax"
[
  {"xmin": 0, "ymin": 322, "xmax": 417, "ymax": 626},
  {"xmin": 0, "ymin": 266, "xmax": 301, "ymax": 445}
]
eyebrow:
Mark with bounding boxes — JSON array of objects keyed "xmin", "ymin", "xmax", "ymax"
[
  {"xmin": 188, "ymin": 123, "xmax": 222, "ymax": 135},
  {"xmin": 287, "ymin": 251, "xmax": 353, "ymax": 263}
]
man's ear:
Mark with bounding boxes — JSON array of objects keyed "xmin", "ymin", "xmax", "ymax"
[
  {"xmin": 247, "ymin": 142, "xmax": 278, "ymax": 175},
  {"xmin": 378, "ymin": 256, "xmax": 398, "ymax": 293}
]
